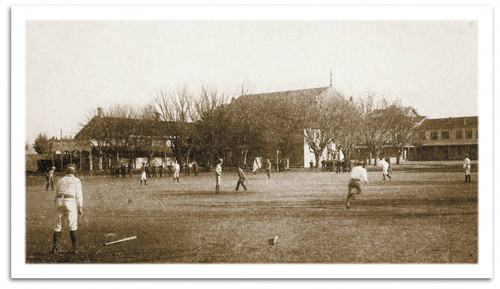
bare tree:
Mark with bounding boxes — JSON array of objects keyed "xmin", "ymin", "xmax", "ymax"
[
  {"xmin": 192, "ymin": 85, "xmax": 231, "ymax": 163},
  {"xmin": 359, "ymin": 93, "xmax": 395, "ymax": 165},
  {"xmin": 385, "ymin": 103, "xmax": 425, "ymax": 164},
  {"xmin": 303, "ymin": 92, "xmax": 346, "ymax": 168},
  {"xmin": 334, "ymin": 97, "xmax": 364, "ymax": 161},
  {"xmin": 152, "ymin": 86, "xmax": 195, "ymax": 164}
]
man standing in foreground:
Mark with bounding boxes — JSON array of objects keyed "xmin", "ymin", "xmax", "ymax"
[
  {"xmin": 215, "ymin": 159, "xmax": 223, "ymax": 194},
  {"xmin": 235, "ymin": 164, "xmax": 247, "ymax": 191},
  {"xmin": 463, "ymin": 154, "xmax": 471, "ymax": 182},
  {"xmin": 346, "ymin": 161, "xmax": 368, "ymax": 209},
  {"xmin": 50, "ymin": 164, "xmax": 83, "ymax": 254}
]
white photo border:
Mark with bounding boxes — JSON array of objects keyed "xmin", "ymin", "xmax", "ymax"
[{"xmin": 11, "ymin": 5, "xmax": 494, "ymax": 279}]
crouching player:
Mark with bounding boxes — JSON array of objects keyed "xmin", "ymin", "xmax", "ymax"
[{"xmin": 346, "ymin": 161, "xmax": 368, "ymax": 209}]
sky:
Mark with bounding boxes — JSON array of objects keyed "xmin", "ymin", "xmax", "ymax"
[{"xmin": 25, "ymin": 20, "xmax": 477, "ymax": 144}]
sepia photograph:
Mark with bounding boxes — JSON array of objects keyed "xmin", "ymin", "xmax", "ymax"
[{"xmin": 10, "ymin": 5, "xmax": 494, "ymax": 279}]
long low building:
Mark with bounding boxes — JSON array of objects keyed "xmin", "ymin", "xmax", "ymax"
[{"xmin": 411, "ymin": 116, "xmax": 478, "ymax": 161}]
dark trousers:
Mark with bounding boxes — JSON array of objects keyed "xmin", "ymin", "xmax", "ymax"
[{"xmin": 236, "ymin": 179, "xmax": 247, "ymax": 191}]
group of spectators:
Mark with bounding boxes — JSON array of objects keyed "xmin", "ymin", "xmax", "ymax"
[{"xmin": 110, "ymin": 161, "xmax": 204, "ymax": 178}]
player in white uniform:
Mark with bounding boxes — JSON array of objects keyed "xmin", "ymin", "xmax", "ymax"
[
  {"xmin": 173, "ymin": 160, "xmax": 180, "ymax": 183},
  {"xmin": 346, "ymin": 162, "xmax": 368, "ymax": 209},
  {"xmin": 51, "ymin": 164, "xmax": 83, "ymax": 254},
  {"xmin": 215, "ymin": 159, "xmax": 223, "ymax": 194},
  {"xmin": 46, "ymin": 166, "xmax": 55, "ymax": 191},
  {"xmin": 463, "ymin": 154, "xmax": 471, "ymax": 182},
  {"xmin": 140, "ymin": 163, "xmax": 147, "ymax": 185},
  {"xmin": 266, "ymin": 159, "xmax": 272, "ymax": 179},
  {"xmin": 378, "ymin": 157, "xmax": 391, "ymax": 180}
]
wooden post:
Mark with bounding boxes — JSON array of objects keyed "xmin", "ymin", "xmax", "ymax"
[
  {"xmin": 276, "ymin": 150, "xmax": 279, "ymax": 172},
  {"xmin": 89, "ymin": 149, "xmax": 93, "ymax": 171},
  {"xmin": 70, "ymin": 150, "xmax": 73, "ymax": 164},
  {"xmin": 60, "ymin": 129, "xmax": 63, "ymax": 171}
]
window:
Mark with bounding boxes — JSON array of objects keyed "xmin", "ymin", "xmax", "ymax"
[
  {"xmin": 442, "ymin": 131, "xmax": 449, "ymax": 139},
  {"xmin": 476, "ymin": 130, "xmax": 478, "ymax": 139},
  {"xmin": 466, "ymin": 129, "xmax": 473, "ymax": 139},
  {"xmin": 431, "ymin": 131, "xmax": 438, "ymax": 140},
  {"xmin": 420, "ymin": 132, "xmax": 426, "ymax": 140},
  {"xmin": 456, "ymin": 130, "xmax": 463, "ymax": 139}
]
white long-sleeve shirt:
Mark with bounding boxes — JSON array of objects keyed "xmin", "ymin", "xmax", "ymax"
[
  {"xmin": 378, "ymin": 159, "xmax": 389, "ymax": 174},
  {"xmin": 463, "ymin": 157, "xmax": 471, "ymax": 168},
  {"xmin": 350, "ymin": 166, "xmax": 368, "ymax": 183},
  {"xmin": 215, "ymin": 164, "xmax": 222, "ymax": 176},
  {"xmin": 55, "ymin": 174, "xmax": 83, "ymax": 208}
]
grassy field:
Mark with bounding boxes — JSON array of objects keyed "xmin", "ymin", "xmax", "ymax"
[{"xmin": 25, "ymin": 166, "xmax": 478, "ymax": 264}]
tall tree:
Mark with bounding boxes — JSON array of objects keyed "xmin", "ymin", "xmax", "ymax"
[
  {"xmin": 33, "ymin": 133, "xmax": 52, "ymax": 154},
  {"xmin": 360, "ymin": 93, "xmax": 395, "ymax": 165},
  {"xmin": 192, "ymin": 85, "xmax": 231, "ymax": 164},
  {"xmin": 153, "ymin": 86, "xmax": 196, "ymax": 164},
  {"xmin": 385, "ymin": 103, "xmax": 425, "ymax": 164},
  {"xmin": 303, "ymin": 92, "xmax": 346, "ymax": 168},
  {"xmin": 334, "ymin": 97, "xmax": 364, "ymax": 161}
]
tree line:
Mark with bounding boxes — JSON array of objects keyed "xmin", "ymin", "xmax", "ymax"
[{"xmin": 33, "ymin": 85, "xmax": 424, "ymax": 168}]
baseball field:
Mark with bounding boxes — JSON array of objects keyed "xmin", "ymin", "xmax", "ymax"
[{"xmin": 25, "ymin": 162, "xmax": 478, "ymax": 264}]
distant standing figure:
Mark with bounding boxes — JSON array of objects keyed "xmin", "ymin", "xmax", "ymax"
[
  {"xmin": 193, "ymin": 161, "xmax": 198, "ymax": 176},
  {"xmin": 159, "ymin": 164, "xmax": 163, "ymax": 178},
  {"xmin": 335, "ymin": 159, "xmax": 342, "ymax": 174},
  {"xmin": 145, "ymin": 164, "xmax": 151, "ymax": 178},
  {"xmin": 309, "ymin": 160, "xmax": 314, "ymax": 172},
  {"xmin": 152, "ymin": 164, "xmax": 157, "ymax": 178},
  {"xmin": 346, "ymin": 162, "xmax": 368, "ymax": 209},
  {"xmin": 121, "ymin": 163, "xmax": 126, "ymax": 178},
  {"xmin": 463, "ymin": 154, "xmax": 471, "ymax": 182},
  {"xmin": 252, "ymin": 159, "xmax": 259, "ymax": 175},
  {"xmin": 140, "ymin": 163, "xmax": 147, "ymax": 185},
  {"xmin": 46, "ymin": 166, "xmax": 55, "ymax": 191},
  {"xmin": 266, "ymin": 159, "xmax": 272, "ymax": 179},
  {"xmin": 50, "ymin": 164, "xmax": 83, "ymax": 254},
  {"xmin": 215, "ymin": 159, "xmax": 223, "ymax": 194},
  {"xmin": 235, "ymin": 164, "xmax": 247, "ymax": 191},
  {"xmin": 168, "ymin": 164, "xmax": 173, "ymax": 177},
  {"xmin": 386, "ymin": 157, "xmax": 392, "ymax": 174},
  {"xmin": 378, "ymin": 157, "xmax": 391, "ymax": 180},
  {"xmin": 173, "ymin": 160, "xmax": 180, "ymax": 183}
]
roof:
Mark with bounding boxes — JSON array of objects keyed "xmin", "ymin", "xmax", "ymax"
[
  {"xmin": 75, "ymin": 116, "xmax": 193, "ymax": 140},
  {"xmin": 234, "ymin": 86, "xmax": 338, "ymax": 104},
  {"xmin": 420, "ymin": 116, "xmax": 478, "ymax": 130}
]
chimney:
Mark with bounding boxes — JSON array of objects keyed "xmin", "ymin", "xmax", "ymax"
[{"xmin": 97, "ymin": 107, "xmax": 102, "ymax": 117}]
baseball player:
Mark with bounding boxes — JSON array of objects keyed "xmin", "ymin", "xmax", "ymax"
[
  {"xmin": 235, "ymin": 164, "xmax": 247, "ymax": 191},
  {"xmin": 215, "ymin": 158, "xmax": 223, "ymax": 194},
  {"xmin": 378, "ymin": 157, "xmax": 391, "ymax": 180},
  {"xmin": 173, "ymin": 160, "xmax": 180, "ymax": 183},
  {"xmin": 266, "ymin": 159, "xmax": 272, "ymax": 179},
  {"xmin": 252, "ymin": 158, "xmax": 259, "ymax": 175},
  {"xmin": 463, "ymin": 154, "xmax": 471, "ymax": 182},
  {"xmin": 50, "ymin": 164, "xmax": 83, "ymax": 254},
  {"xmin": 140, "ymin": 163, "xmax": 147, "ymax": 185},
  {"xmin": 346, "ymin": 161, "xmax": 368, "ymax": 209},
  {"xmin": 46, "ymin": 166, "xmax": 55, "ymax": 191}
]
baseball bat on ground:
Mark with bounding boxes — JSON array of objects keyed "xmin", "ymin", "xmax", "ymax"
[{"xmin": 103, "ymin": 236, "xmax": 137, "ymax": 246}]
